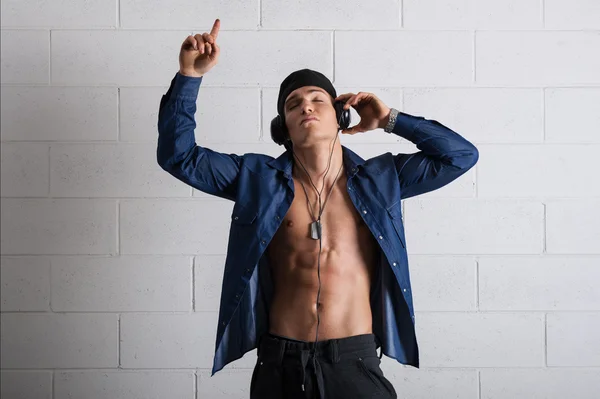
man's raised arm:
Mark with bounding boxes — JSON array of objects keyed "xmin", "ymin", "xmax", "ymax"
[
  {"xmin": 334, "ymin": 92, "xmax": 479, "ymax": 200},
  {"xmin": 387, "ymin": 110, "xmax": 479, "ymax": 200},
  {"xmin": 157, "ymin": 19, "xmax": 243, "ymax": 202}
]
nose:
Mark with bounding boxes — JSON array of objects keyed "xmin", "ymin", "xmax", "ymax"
[{"xmin": 300, "ymin": 100, "xmax": 314, "ymax": 114}]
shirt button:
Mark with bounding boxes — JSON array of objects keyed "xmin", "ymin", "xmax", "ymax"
[
  {"xmin": 363, "ymin": 210, "xmax": 367, "ymax": 214},
  {"xmin": 276, "ymin": 216, "xmax": 280, "ymax": 220},
  {"xmin": 403, "ymin": 288, "xmax": 407, "ymax": 292},
  {"xmin": 222, "ymin": 322, "xmax": 226, "ymax": 326},
  {"xmin": 352, "ymin": 168, "xmax": 356, "ymax": 172},
  {"xmin": 235, "ymin": 294, "xmax": 240, "ymax": 299},
  {"xmin": 234, "ymin": 216, "xmax": 238, "ymax": 220},
  {"xmin": 378, "ymin": 235, "xmax": 383, "ymax": 240},
  {"xmin": 246, "ymin": 268, "xmax": 251, "ymax": 273},
  {"xmin": 261, "ymin": 240, "xmax": 266, "ymax": 245},
  {"xmin": 392, "ymin": 262, "xmax": 397, "ymax": 266}
]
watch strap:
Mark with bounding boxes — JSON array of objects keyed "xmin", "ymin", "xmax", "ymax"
[{"xmin": 384, "ymin": 108, "xmax": 399, "ymax": 133}]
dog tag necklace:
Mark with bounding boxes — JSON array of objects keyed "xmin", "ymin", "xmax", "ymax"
[{"xmin": 297, "ymin": 162, "xmax": 344, "ymax": 240}]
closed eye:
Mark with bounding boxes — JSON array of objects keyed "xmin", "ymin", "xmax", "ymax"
[{"xmin": 289, "ymin": 99, "xmax": 323, "ymax": 110}]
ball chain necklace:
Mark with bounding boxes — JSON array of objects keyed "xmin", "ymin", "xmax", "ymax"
[{"xmin": 292, "ymin": 133, "xmax": 343, "ymax": 240}]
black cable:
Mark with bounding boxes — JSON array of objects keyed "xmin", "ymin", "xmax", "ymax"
[{"xmin": 290, "ymin": 110, "xmax": 345, "ymax": 374}]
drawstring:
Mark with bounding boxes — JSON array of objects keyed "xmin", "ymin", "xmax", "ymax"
[
  {"xmin": 298, "ymin": 340, "xmax": 341, "ymax": 395},
  {"xmin": 300, "ymin": 349, "xmax": 311, "ymax": 391},
  {"xmin": 299, "ymin": 347, "xmax": 329, "ymax": 397}
]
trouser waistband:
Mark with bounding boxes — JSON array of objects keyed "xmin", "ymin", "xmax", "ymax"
[
  {"xmin": 257, "ymin": 332, "xmax": 380, "ymax": 396},
  {"xmin": 258, "ymin": 332, "xmax": 379, "ymax": 364}
]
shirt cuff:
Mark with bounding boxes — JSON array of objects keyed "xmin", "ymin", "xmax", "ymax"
[
  {"xmin": 390, "ymin": 111, "xmax": 425, "ymax": 140},
  {"xmin": 171, "ymin": 71, "xmax": 203, "ymax": 98}
]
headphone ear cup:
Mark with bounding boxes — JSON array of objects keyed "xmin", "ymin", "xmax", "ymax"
[
  {"xmin": 270, "ymin": 115, "xmax": 287, "ymax": 145},
  {"xmin": 271, "ymin": 115, "xmax": 293, "ymax": 151},
  {"xmin": 334, "ymin": 100, "xmax": 351, "ymax": 130}
]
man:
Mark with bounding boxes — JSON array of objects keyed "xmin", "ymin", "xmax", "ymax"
[{"xmin": 157, "ymin": 19, "xmax": 479, "ymax": 399}]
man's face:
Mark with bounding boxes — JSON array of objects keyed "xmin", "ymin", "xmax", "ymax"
[{"xmin": 283, "ymin": 86, "xmax": 338, "ymax": 146}]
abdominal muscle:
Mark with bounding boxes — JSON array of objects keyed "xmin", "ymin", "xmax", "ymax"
[{"xmin": 265, "ymin": 182, "xmax": 379, "ymax": 342}]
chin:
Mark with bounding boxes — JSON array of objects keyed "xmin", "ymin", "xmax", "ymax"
[{"xmin": 296, "ymin": 132, "xmax": 336, "ymax": 146}]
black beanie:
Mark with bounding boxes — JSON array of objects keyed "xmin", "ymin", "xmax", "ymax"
[{"xmin": 277, "ymin": 69, "xmax": 337, "ymax": 117}]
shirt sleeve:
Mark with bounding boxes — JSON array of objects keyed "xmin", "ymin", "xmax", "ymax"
[
  {"xmin": 389, "ymin": 111, "xmax": 479, "ymax": 199},
  {"xmin": 157, "ymin": 72, "xmax": 243, "ymax": 202}
]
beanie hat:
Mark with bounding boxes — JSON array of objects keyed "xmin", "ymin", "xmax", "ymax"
[{"xmin": 277, "ymin": 69, "xmax": 337, "ymax": 117}]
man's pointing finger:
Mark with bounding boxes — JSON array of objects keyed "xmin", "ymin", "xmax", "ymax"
[{"xmin": 210, "ymin": 19, "xmax": 220, "ymax": 39}]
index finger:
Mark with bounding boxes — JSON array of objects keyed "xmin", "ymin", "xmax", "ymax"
[
  {"xmin": 210, "ymin": 19, "xmax": 220, "ymax": 39},
  {"xmin": 335, "ymin": 93, "xmax": 354, "ymax": 101}
]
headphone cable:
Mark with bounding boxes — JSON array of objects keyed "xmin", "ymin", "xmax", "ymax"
[{"xmin": 290, "ymin": 109, "xmax": 345, "ymax": 389}]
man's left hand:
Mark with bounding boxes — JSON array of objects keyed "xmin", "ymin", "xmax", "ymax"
[{"xmin": 334, "ymin": 92, "xmax": 391, "ymax": 135}]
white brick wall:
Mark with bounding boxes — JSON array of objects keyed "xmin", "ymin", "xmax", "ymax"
[{"xmin": 1, "ymin": 1, "xmax": 599, "ymax": 398}]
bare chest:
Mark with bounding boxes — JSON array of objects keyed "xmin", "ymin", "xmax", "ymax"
[{"xmin": 270, "ymin": 175, "xmax": 375, "ymax": 253}]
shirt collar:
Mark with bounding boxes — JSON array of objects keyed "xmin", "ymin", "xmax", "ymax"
[{"xmin": 266, "ymin": 145, "xmax": 366, "ymax": 179}]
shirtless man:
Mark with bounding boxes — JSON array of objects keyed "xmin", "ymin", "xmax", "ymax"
[
  {"xmin": 267, "ymin": 85, "xmax": 380, "ymax": 342},
  {"xmin": 158, "ymin": 18, "xmax": 479, "ymax": 399}
]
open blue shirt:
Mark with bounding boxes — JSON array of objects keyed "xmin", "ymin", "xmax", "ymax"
[{"xmin": 157, "ymin": 72, "xmax": 479, "ymax": 376}]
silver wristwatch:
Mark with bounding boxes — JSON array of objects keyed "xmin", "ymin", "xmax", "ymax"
[{"xmin": 383, "ymin": 108, "xmax": 399, "ymax": 133}]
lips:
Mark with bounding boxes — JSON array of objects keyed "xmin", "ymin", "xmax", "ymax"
[{"xmin": 301, "ymin": 117, "xmax": 318, "ymax": 125}]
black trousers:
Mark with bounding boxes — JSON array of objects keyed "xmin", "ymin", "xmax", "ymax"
[{"xmin": 250, "ymin": 332, "xmax": 397, "ymax": 399}]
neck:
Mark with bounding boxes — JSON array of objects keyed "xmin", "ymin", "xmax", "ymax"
[{"xmin": 291, "ymin": 138, "xmax": 344, "ymax": 193}]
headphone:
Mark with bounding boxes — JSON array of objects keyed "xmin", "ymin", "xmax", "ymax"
[{"xmin": 270, "ymin": 100, "xmax": 352, "ymax": 151}]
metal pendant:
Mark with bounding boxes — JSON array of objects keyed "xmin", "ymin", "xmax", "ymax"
[{"xmin": 310, "ymin": 220, "xmax": 322, "ymax": 240}]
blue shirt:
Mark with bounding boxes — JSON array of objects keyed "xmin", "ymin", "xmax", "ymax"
[{"xmin": 157, "ymin": 72, "xmax": 479, "ymax": 376}]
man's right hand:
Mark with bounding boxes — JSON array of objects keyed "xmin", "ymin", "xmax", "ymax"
[{"xmin": 179, "ymin": 18, "xmax": 221, "ymax": 78}]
